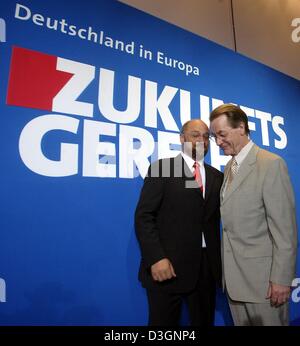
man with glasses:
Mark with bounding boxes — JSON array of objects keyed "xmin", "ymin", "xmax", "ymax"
[
  {"xmin": 209, "ymin": 103, "xmax": 297, "ymax": 326},
  {"xmin": 135, "ymin": 119, "xmax": 223, "ymax": 326}
]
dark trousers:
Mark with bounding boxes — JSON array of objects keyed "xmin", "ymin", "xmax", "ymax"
[{"xmin": 146, "ymin": 249, "xmax": 216, "ymax": 326}]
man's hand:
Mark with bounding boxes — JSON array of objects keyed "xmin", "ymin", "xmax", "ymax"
[
  {"xmin": 151, "ymin": 258, "xmax": 176, "ymax": 282},
  {"xmin": 266, "ymin": 282, "xmax": 291, "ymax": 307}
]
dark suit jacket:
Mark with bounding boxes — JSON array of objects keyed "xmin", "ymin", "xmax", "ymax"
[{"xmin": 135, "ymin": 154, "xmax": 223, "ymax": 293}]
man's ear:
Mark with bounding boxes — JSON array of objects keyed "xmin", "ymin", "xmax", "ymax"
[
  {"xmin": 180, "ymin": 134, "xmax": 185, "ymax": 144},
  {"xmin": 239, "ymin": 122, "xmax": 246, "ymax": 135}
]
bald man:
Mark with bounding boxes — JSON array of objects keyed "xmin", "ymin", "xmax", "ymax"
[{"xmin": 135, "ymin": 120, "xmax": 223, "ymax": 326}]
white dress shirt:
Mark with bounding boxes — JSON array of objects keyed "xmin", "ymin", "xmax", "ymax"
[{"xmin": 181, "ymin": 152, "xmax": 207, "ymax": 247}]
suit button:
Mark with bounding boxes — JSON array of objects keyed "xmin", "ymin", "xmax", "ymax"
[{"xmin": 223, "ymin": 227, "xmax": 227, "ymax": 232}]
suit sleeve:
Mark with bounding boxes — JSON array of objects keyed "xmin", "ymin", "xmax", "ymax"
[
  {"xmin": 135, "ymin": 161, "xmax": 166, "ymax": 268},
  {"xmin": 263, "ymin": 157, "xmax": 298, "ymax": 286}
]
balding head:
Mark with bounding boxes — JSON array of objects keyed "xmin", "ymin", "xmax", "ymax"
[
  {"xmin": 180, "ymin": 119, "xmax": 210, "ymax": 160},
  {"xmin": 180, "ymin": 119, "xmax": 209, "ymax": 135}
]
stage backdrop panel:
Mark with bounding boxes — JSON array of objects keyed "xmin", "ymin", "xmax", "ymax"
[{"xmin": 0, "ymin": 0, "xmax": 299, "ymax": 325}]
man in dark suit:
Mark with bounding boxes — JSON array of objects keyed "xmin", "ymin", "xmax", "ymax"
[{"xmin": 135, "ymin": 119, "xmax": 223, "ymax": 326}]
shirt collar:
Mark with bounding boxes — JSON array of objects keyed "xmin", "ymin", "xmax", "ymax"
[
  {"xmin": 181, "ymin": 151, "xmax": 204, "ymax": 170},
  {"xmin": 234, "ymin": 140, "xmax": 254, "ymax": 166}
]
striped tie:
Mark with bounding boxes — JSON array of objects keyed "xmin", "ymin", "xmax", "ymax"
[{"xmin": 226, "ymin": 157, "xmax": 238, "ymax": 190}]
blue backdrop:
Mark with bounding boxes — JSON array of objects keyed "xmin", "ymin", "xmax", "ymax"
[{"xmin": 0, "ymin": 0, "xmax": 299, "ymax": 325}]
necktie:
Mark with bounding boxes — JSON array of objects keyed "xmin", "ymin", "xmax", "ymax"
[
  {"xmin": 226, "ymin": 157, "xmax": 238, "ymax": 189},
  {"xmin": 193, "ymin": 161, "xmax": 204, "ymax": 194}
]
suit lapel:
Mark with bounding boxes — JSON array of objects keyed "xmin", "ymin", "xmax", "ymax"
[
  {"xmin": 221, "ymin": 162, "xmax": 231, "ymax": 201},
  {"xmin": 222, "ymin": 145, "xmax": 259, "ymax": 205},
  {"xmin": 204, "ymin": 164, "xmax": 213, "ymax": 202}
]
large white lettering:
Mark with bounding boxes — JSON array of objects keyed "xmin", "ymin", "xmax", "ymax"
[
  {"xmin": 145, "ymin": 81, "xmax": 179, "ymax": 131},
  {"xmin": 53, "ymin": 58, "xmax": 95, "ymax": 117},
  {"xmin": 119, "ymin": 125, "xmax": 155, "ymax": 179},
  {"xmin": 83, "ymin": 120, "xmax": 116, "ymax": 177},
  {"xmin": 98, "ymin": 68, "xmax": 141, "ymax": 124},
  {"xmin": 12, "ymin": 53, "xmax": 289, "ymax": 177},
  {"xmin": 19, "ymin": 115, "xmax": 79, "ymax": 177}
]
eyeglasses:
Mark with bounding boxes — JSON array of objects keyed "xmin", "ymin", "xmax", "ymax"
[
  {"xmin": 182, "ymin": 131, "xmax": 210, "ymax": 140},
  {"xmin": 209, "ymin": 129, "xmax": 236, "ymax": 142}
]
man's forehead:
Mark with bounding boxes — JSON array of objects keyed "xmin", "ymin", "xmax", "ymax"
[
  {"xmin": 211, "ymin": 115, "xmax": 230, "ymax": 129},
  {"xmin": 185, "ymin": 120, "xmax": 208, "ymax": 132}
]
